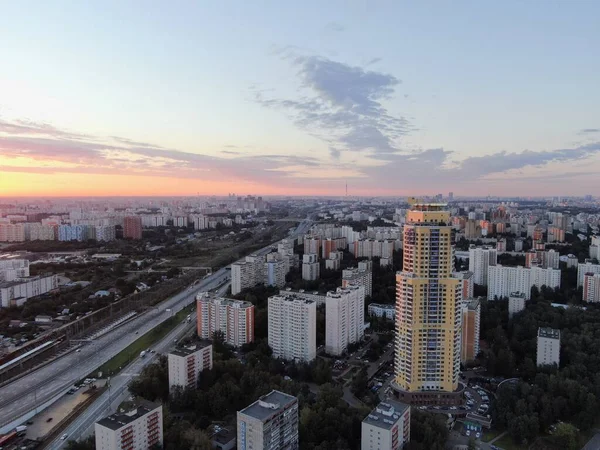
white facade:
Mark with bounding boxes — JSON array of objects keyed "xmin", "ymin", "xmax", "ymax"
[
  {"xmin": 536, "ymin": 327, "xmax": 560, "ymax": 367},
  {"xmin": 487, "ymin": 265, "xmax": 561, "ymax": 300},
  {"xmin": 0, "ymin": 259, "xmax": 30, "ymax": 281},
  {"xmin": 342, "ymin": 261, "xmax": 373, "ymax": 296},
  {"xmin": 265, "ymin": 256, "xmax": 286, "ymax": 289},
  {"xmin": 268, "ymin": 293, "xmax": 316, "ymax": 362},
  {"xmin": 508, "ymin": 292, "xmax": 527, "ymax": 317},
  {"xmin": 95, "ymin": 225, "xmax": 116, "ymax": 242},
  {"xmin": 0, "ymin": 223, "xmax": 25, "ymax": 242},
  {"xmin": 583, "ymin": 273, "xmax": 600, "ymax": 303},
  {"xmin": 196, "ymin": 293, "xmax": 254, "ymax": 347},
  {"xmin": 368, "ymin": 303, "xmax": 395, "ymax": 320},
  {"xmin": 325, "ymin": 285, "xmax": 365, "ymax": 356},
  {"xmin": 0, "ymin": 275, "xmax": 58, "ymax": 308},
  {"xmin": 302, "ymin": 253, "xmax": 320, "ymax": 281},
  {"xmin": 361, "ymin": 400, "xmax": 410, "ymax": 450},
  {"xmin": 95, "ymin": 402, "xmax": 163, "ymax": 450},
  {"xmin": 237, "ymin": 391, "xmax": 299, "ymax": 450},
  {"xmin": 231, "ymin": 254, "xmax": 266, "ymax": 295},
  {"xmin": 545, "ymin": 250, "xmax": 560, "ymax": 269},
  {"xmin": 577, "ymin": 261, "xmax": 600, "ymax": 287},
  {"xmin": 27, "ymin": 223, "xmax": 56, "ymax": 241},
  {"xmin": 590, "ymin": 236, "xmax": 600, "ymax": 261},
  {"xmin": 468, "ymin": 245, "xmax": 497, "ymax": 285},
  {"xmin": 167, "ymin": 343, "xmax": 213, "ymax": 390}
]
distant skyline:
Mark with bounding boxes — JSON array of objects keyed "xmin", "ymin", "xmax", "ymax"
[{"xmin": 1, "ymin": 1, "xmax": 599, "ymax": 197}]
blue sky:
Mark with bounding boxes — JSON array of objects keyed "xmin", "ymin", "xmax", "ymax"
[{"xmin": 1, "ymin": 1, "xmax": 599, "ymax": 196}]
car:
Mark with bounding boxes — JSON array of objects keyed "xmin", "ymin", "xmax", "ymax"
[
  {"xmin": 418, "ymin": 406, "xmax": 427, "ymax": 410},
  {"xmin": 61, "ymin": 433, "xmax": 68, "ymax": 440},
  {"xmin": 135, "ymin": 331, "xmax": 139, "ymax": 334},
  {"xmin": 76, "ymin": 349, "xmax": 81, "ymax": 353},
  {"xmin": 26, "ymin": 420, "xmax": 34, "ymax": 425},
  {"xmin": 450, "ymin": 406, "xmax": 457, "ymax": 410},
  {"xmin": 433, "ymin": 406, "xmax": 441, "ymax": 410},
  {"xmin": 46, "ymin": 417, "xmax": 53, "ymax": 423},
  {"xmin": 466, "ymin": 430, "xmax": 471, "ymax": 437},
  {"xmin": 475, "ymin": 432, "xmax": 481, "ymax": 439}
]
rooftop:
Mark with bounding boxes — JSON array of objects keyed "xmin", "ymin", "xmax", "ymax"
[
  {"xmin": 169, "ymin": 341, "xmax": 212, "ymax": 357},
  {"xmin": 362, "ymin": 399, "xmax": 409, "ymax": 430},
  {"xmin": 238, "ymin": 390, "xmax": 297, "ymax": 422},
  {"xmin": 509, "ymin": 292, "xmax": 527, "ymax": 299},
  {"xmin": 196, "ymin": 293, "xmax": 253, "ymax": 308},
  {"xmin": 369, "ymin": 303, "xmax": 395, "ymax": 309},
  {"xmin": 96, "ymin": 400, "xmax": 160, "ymax": 431},
  {"xmin": 538, "ymin": 327, "xmax": 560, "ymax": 340},
  {"xmin": 465, "ymin": 299, "xmax": 481, "ymax": 310},
  {"xmin": 269, "ymin": 293, "xmax": 317, "ymax": 305}
]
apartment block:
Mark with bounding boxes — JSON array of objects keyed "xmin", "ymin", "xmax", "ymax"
[
  {"xmin": 468, "ymin": 245, "xmax": 497, "ymax": 286},
  {"xmin": 168, "ymin": 342, "xmax": 213, "ymax": 390},
  {"xmin": 536, "ymin": 327, "xmax": 560, "ymax": 367},
  {"xmin": 351, "ymin": 239, "xmax": 395, "ymax": 260},
  {"xmin": 58, "ymin": 224, "xmax": 90, "ymax": 242},
  {"xmin": 368, "ymin": 303, "xmax": 395, "ymax": 321},
  {"xmin": 196, "ymin": 293, "xmax": 254, "ymax": 347},
  {"xmin": 265, "ymin": 254, "xmax": 286, "ymax": 289},
  {"xmin": 508, "ymin": 292, "xmax": 527, "ymax": 317},
  {"xmin": 123, "ymin": 216, "xmax": 143, "ymax": 240},
  {"xmin": 268, "ymin": 293, "xmax": 316, "ymax": 362},
  {"xmin": 583, "ymin": 273, "xmax": 600, "ymax": 303},
  {"xmin": 0, "ymin": 259, "xmax": 30, "ymax": 282},
  {"xmin": 342, "ymin": 260, "xmax": 373, "ymax": 296},
  {"xmin": 321, "ymin": 237, "xmax": 347, "ymax": 259},
  {"xmin": 0, "ymin": 223, "xmax": 25, "ymax": 242},
  {"xmin": 514, "ymin": 239, "xmax": 523, "ymax": 252},
  {"xmin": 26, "ymin": 223, "xmax": 56, "ymax": 241},
  {"xmin": 95, "ymin": 401, "xmax": 163, "ymax": 450},
  {"xmin": 577, "ymin": 261, "xmax": 600, "ymax": 287},
  {"xmin": 302, "ymin": 253, "xmax": 320, "ymax": 281},
  {"xmin": 303, "ymin": 237, "xmax": 321, "ymax": 256},
  {"xmin": 325, "ymin": 251, "xmax": 342, "ymax": 270},
  {"xmin": 325, "ymin": 285, "xmax": 365, "ymax": 356},
  {"xmin": 461, "ymin": 299, "xmax": 481, "ymax": 363},
  {"xmin": 231, "ymin": 254, "xmax": 266, "ymax": 295},
  {"xmin": 237, "ymin": 390, "xmax": 299, "ymax": 450},
  {"xmin": 487, "ymin": 265, "xmax": 561, "ymax": 300},
  {"xmin": 95, "ymin": 225, "xmax": 116, "ymax": 242},
  {"xmin": 361, "ymin": 400, "xmax": 410, "ymax": 450},
  {"xmin": 589, "ymin": 236, "xmax": 600, "ymax": 261},
  {"xmin": 453, "ymin": 271, "xmax": 474, "ymax": 300}
]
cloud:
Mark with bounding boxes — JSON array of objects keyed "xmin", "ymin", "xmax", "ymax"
[
  {"xmin": 580, "ymin": 128, "xmax": 600, "ymax": 134},
  {"xmin": 254, "ymin": 56, "xmax": 409, "ymax": 157},
  {"xmin": 324, "ymin": 22, "xmax": 345, "ymax": 32}
]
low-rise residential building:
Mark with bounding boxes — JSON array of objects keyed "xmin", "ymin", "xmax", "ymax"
[
  {"xmin": 368, "ymin": 303, "xmax": 395, "ymax": 321},
  {"xmin": 95, "ymin": 401, "xmax": 163, "ymax": 450},
  {"xmin": 536, "ymin": 327, "xmax": 560, "ymax": 367},
  {"xmin": 237, "ymin": 390, "xmax": 299, "ymax": 450},
  {"xmin": 361, "ymin": 399, "xmax": 411, "ymax": 450},
  {"xmin": 167, "ymin": 342, "xmax": 213, "ymax": 390}
]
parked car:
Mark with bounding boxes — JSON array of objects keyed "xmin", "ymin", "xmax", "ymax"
[{"xmin": 61, "ymin": 433, "xmax": 68, "ymax": 440}]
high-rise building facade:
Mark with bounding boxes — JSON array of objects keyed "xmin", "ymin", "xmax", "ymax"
[
  {"xmin": 460, "ymin": 299, "xmax": 480, "ymax": 363},
  {"xmin": 231, "ymin": 254, "xmax": 265, "ymax": 295},
  {"xmin": 123, "ymin": 216, "xmax": 143, "ymax": 240},
  {"xmin": 342, "ymin": 260, "xmax": 373, "ymax": 296},
  {"xmin": 487, "ymin": 265, "xmax": 561, "ymax": 300},
  {"xmin": 268, "ymin": 293, "xmax": 316, "ymax": 362},
  {"xmin": 95, "ymin": 401, "xmax": 163, "ymax": 450},
  {"xmin": 325, "ymin": 285, "xmax": 365, "ymax": 356},
  {"xmin": 302, "ymin": 253, "xmax": 320, "ymax": 281},
  {"xmin": 237, "ymin": 390, "xmax": 299, "ymax": 450},
  {"xmin": 577, "ymin": 261, "xmax": 600, "ymax": 287},
  {"xmin": 196, "ymin": 293, "xmax": 254, "ymax": 347},
  {"xmin": 468, "ymin": 245, "xmax": 497, "ymax": 286},
  {"xmin": 453, "ymin": 271, "xmax": 474, "ymax": 300},
  {"xmin": 583, "ymin": 273, "xmax": 600, "ymax": 303},
  {"xmin": 0, "ymin": 223, "xmax": 25, "ymax": 242},
  {"xmin": 167, "ymin": 342, "xmax": 213, "ymax": 390},
  {"xmin": 508, "ymin": 292, "xmax": 527, "ymax": 317},
  {"xmin": 536, "ymin": 327, "xmax": 560, "ymax": 367},
  {"xmin": 394, "ymin": 204, "xmax": 462, "ymax": 402}
]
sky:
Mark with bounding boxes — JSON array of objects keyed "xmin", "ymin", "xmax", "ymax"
[{"xmin": 0, "ymin": 1, "xmax": 599, "ymax": 197}]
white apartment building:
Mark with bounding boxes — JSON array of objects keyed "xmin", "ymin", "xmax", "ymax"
[
  {"xmin": 191, "ymin": 214, "xmax": 210, "ymax": 230},
  {"xmin": 583, "ymin": 273, "xmax": 600, "ymax": 303},
  {"xmin": 536, "ymin": 327, "xmax": 560, "ymax": 367},
  {"xmin": 237, "ymin": 390, "xmax": 299, "ymax": 450},
  {"xmin": 0, "ymin": 259, "xmax": 30, "ymax": 281},
  {"xmin": 95, "ymin": 401, "xmax": 163, "ymax": 450},
  {"xmin": 508, "ymin": 292, "xmax": 527, "ymax": 318},
  {"xmin": 0, "ymin": 275, "xmax": 58, "ymax": 308},
  {"xmin": 351, "ymin": 239, "xmax": 395, "ymax": 260},
  {"xmin": 487, "ymin": 265, "xmax": 561, "ymax": 300},
  {"xmin": 95, "ymin": 225, "xmax": 116, "ymax": 242},
  {"xmin": 514, "ymin": 239, "xmax": 524, "ymax": 252},
  {"xmin": 302, "ymin": 253, "xmax": 320, "ymax": 281},
  {"xmin": 140, "ymin": 214, "xmax": 168, "ymax": 227},
  {"xmin": 303, "ymin": 237, "xmax": 321, "ymax": 256},
  {"xmin": 268, "ymin": 293, "xmax": 316, "ymax": 362},
  {"xmin": 577, "ymin": 261, "xmax": 600, "ymax": 287},
  {"xmin": 361, "ymin": 400, "xmax": 410, "ymax": 450},
  {"xmin": 545, "ymin": 249, "xmax": 560, "ymax": 269},
  {"xmin": 231, "ymin": 254, "xmax": 265, "ymax": 295},
  {"xmin": 368, "ymin": 303, "xmax": 395, "ymax": 321},
  {"xmin": 565, "ymin": 254, "xmax": 579, "ymax": 269},
  {"xmin": 167, "ymin": 342, "xmax": 213, "ymax": 390},
  {"xmin": 325, "ymin": 285, "xmax": 365, "ymax": 356},
  {"xmin": 325, "ymin": 251, "xmax": 342, "ymax": 270},
  {"xmin": 468, "ymin": 245, "xmax": 497, "ymax": 285},
  {"xmin": 0, "ymin": 223, "xmax": 25, "ymax": 242},
  {"xmin": 196, "ymin": 293, "xmax": 254, "ymax": 347},
  {"xmin": 590, "ymin": 236, "xmax": 600, "ymax": 261},
  {"xmin": 342, "ymin": 261, "xmax": 373, "ymax": 296},
  {"xmin": 265, "ymin": 254, "xmax": 286, "ymax": 288},
  {"xmin": 58, "ymin": 224, "xmax": 90, "ymax": 242}
]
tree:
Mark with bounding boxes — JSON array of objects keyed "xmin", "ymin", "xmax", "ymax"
[
  {"xmin": 553, "ymin": 423, "xmax": 579, "ymax": 450},
  {"xmin": 65, "ymin": 436, "xmax": 95, "ymax": 450}
]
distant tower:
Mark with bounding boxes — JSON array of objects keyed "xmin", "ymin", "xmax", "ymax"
[{"xmin": 346, "ymin": 182, "xmax": 348, "ymax": 197}]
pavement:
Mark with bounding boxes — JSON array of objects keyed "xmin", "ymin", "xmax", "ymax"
[{"xmin": 0, "ymin": 218, "xmax": 311, "ymax": 435}]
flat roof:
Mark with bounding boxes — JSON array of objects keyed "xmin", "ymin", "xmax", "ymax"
[
  {"xmin": 363, "ymin": 399, "xmax": 409, "ymax": 430},
  {"xmin": 239, "ymin": 390, "xmax": 297, "ymax": 422},
  {"xmin": 269, "ymin": 293, "xmax": 316, "ymax": 305},
  {"xmin": 169, "ymin": 341, "xmax": 212, "ymax": 357},
  {"xmin": 538, "ymin": 327, "xmax": 560, "ymax": 340},
  {"xmin": 96, "ymin": 400, "xmax": 160, "ymax": 431},
  {"xmin": 368, "ymin": 303, "xmax": 395, "ymax": 309}
]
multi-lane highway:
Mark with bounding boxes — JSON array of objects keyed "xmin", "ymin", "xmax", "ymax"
[{"xmin": 0, "ymin": 218, "xmax": 311, "ymax": 434}]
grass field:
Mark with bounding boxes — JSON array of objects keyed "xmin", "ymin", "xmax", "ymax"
[
  {"xmin": 90, "ymin": 304, "xmax": 194, "ymax": 378},
  {"xmin": 493, "ymin": 433, "xmax": 528, "ymax": 450},
  {"xmin": 482, "ymin": 428, "xmax": 504, "ymax": 442}
]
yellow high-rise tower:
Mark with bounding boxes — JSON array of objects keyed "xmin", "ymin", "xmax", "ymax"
[{"xmin": 393, "ymin": 203, "xmax": 462, "ymax": 404}]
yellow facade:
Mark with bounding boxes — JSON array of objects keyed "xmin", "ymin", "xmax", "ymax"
[{"xmin": 395, "ymin": 204, "xmax": 461, "ymax": 393}]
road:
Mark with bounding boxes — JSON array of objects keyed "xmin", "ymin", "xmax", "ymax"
[{"xmin": 0, "ymin": 218, "xmax": 311, "ymax": 433}]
